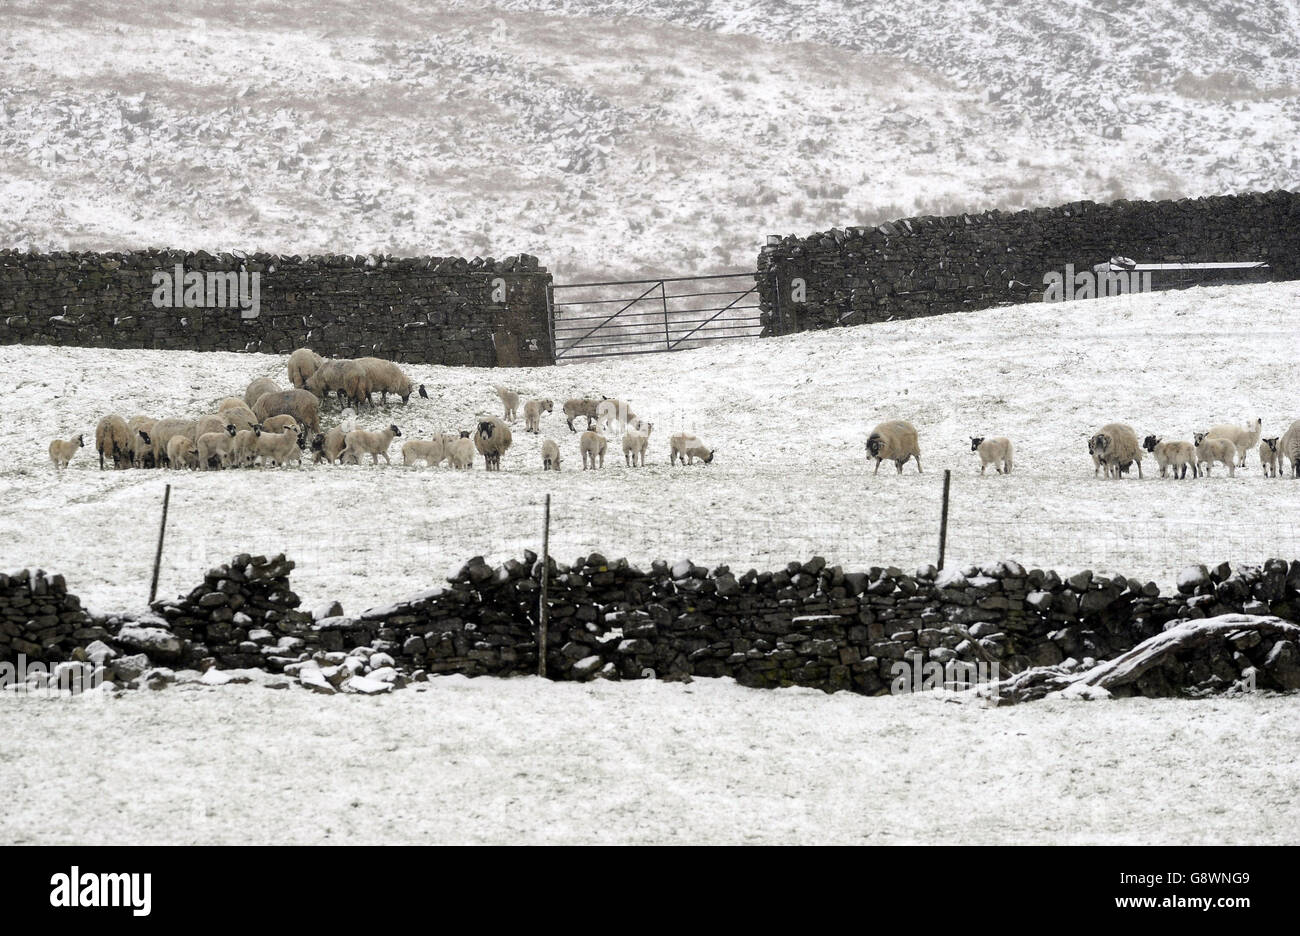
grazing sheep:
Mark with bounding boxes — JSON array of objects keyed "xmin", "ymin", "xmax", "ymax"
[
  {"xmin": 865, "ymin": 421, "xmax": 921, "ymax": 475},
  {"xmin": 48, "ymin": 434, "xmax": 84, "ymax": 469},
  {"xmin": 95, "ymin": 415, "xmax": 132, "ymax": 469},
  {"xmin": 596, "ymin": 398, "xmax": 636, "ymax": 433},
  {"xmin": 287, "ymin": 348, "xmax": 324, "ymax": 390},
  {"xmin": 310, "ymin": 427, "xmax": 348, "ymax": 465},
  {"xmin": 216, "ymin": 398, "xmax": 259, "ymax": 431},
  {"xmin": 304, "ymin": 358, "xmax": 358, "ymax": 402},
  {"xmin": 244, "ymin": 377, "xmax": 281, "ymax": 409},
  {"xmin": 1260, "ymin": 437, "xmax": 1280, "ymax": 477},
  {"xmin": 260, "ymin": 414, "xmax": 300, "ymax": 436},
  {"xmin": 563, "ymin": 397, "xmax": 602, "ymax": 432},
  {"xmin": 475, "ymin": 416, "xmax": 514, "ymax": 471},
  {"xmin": 343, "ymin": 368, "xmax": 372, "ymax": 409},
  {"xmin": 1278, "ymin": 419, "xmax": 1300, "ymax": 478},
  {"xmin": 541, "ymin": 438, "xmax": 561, "ymax": 471},
  {"xmin": 197, "ymin": 425, "xmax": 238, "ymax": 470},
  {"xmin": 127, "ymin": 416, "xmax": 156, "ymax": 468},
  {"xmin": 448, "ymin": 432, "xmax": 475, "ymax": 469},
  {"xmin": 670, "ymin": 432, "xmax": 714, "ymax": 466},
  {"xmin": 150, "ymin": 418, "xmax": 198, "ymax": 468},
  {"xmin": 623, "ymin": 421, "xmax": 653, "ymax": 467},
  {"xmin": 580, "ymin": 430, "xmax": 608, "ymax": 469},
  {"xmin": 252, "ymin": 389, "xmax": 320, "ymax": 435},
  {"xmin": 1206, "ymin": 418, "xmax": 1262, "ymax": 468},
  {"xmin": 339, "ymin": 424, "xmax": 402, "ymax": 465},
  {"xmin": 1090, "ymin": 423, "xmax": 1143, "ymax": 479},
  {"xmin": 495, "ymin": 385, "xmax": 520, "ymax": 422},
  {"xmin": 232, "ymin": 425, "xmax": 262, "ymax": 467},
  {"xmin": 1193, "ymin": 432, "xmax": 1237, "ymax": 477},
  {"xmin": 1141, "ymin": 436, "xmax": 1197, "ymax": 479},
  {"xmin": 356, "ymin": 357, "xmax": 418, "ymax": 403},
  {"xmin": 195, "ymin": 414, "xmax": 231, "ymax": 440},
  {"xmin": 255, "ymin": 426, "xmax": 304, "ymax": 468},
  {"xmin": 402, "ymin": 436, "xmax": 448, "ymax": 467},
  {"xmin": 970, "ymin": 436, "xmax": 1012, "ymax": 474},
  {"xmin": 523, "ymin": 398, "xmax": 552, "ymax": 433},
  {"xmin": 166, "ymin": 434, "xmax": 199, "ymax": 470}
]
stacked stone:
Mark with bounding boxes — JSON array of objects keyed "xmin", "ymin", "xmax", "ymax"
[
  {"xmin": 0, "ymin": 568, "xmax": 103, "ymax": 663},
  {"xmin": 149, "ymin": 553, "xmax": 314, "ymax": 671}
]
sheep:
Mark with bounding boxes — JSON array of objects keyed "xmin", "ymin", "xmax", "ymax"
[
  {"xmin": 541, "ymin": 438, "xmax": 561, "ymax": 471},
  {"xmin": 311, "ymin": 428, "xmax": 347, "ymax": 465},
  {"xmin": 1088, "ymin": 437, "xmax": 1103, "ymax": 476},
  {"xmin": 969, "ymin": 436, "xmax": 1012, "ymax": 474},
  {"xmin": 305, "ymin": 358, "xmax": 358, "ymax": 402},
  {"xmin": 1286, "ymin": 434, "xmax": 1300, "ymax": 480},
  {"xmin": 865, "ymin": 421, "xmax": 921, "ymax": 475},
  {"xmin": 448, "ymin": 431, "xmax": 475, "ymax": 469},
  {"xmin": 255, "ymin": 426, "xmax": 304, "ymax": 468},
  {"xmin": 495, "ymin": 385, "xmax": 520, "ymax": 422},
  {"xmin": 244, "ymin": 377, "xmax": 281, "ymax": 409},
  {"xmin": 523, "ymin": 398, "xmax": 552, "ymax": 433},
  {"xmin": 252, "ymin": 389, "xmax": 320, "ymax": 435},
  {"xmin": 48, "ymin": 434, "xmax": 84, "ymax": 469},
  {"xmin": 1278, "ymin": 419, "xmax": 1300, "ymax": 478},
  {"xmin": 196, "ymin": 425, "xmax": 238, "ymax": 470},
  {"xmin": 670, "ymin": 432, "xmax": 714, "ymax": 466},
  {"xmin": 1141, "ymin": 435, "xmax": 1197, "ymax": 479},
  {"xmin": 563, "ymin": 397, "xmax": 602, "ymax": 432},
  {"xmin": 150, "ymin": 418, "xmax": 197, "ymax": 468},
  {"xmin": 580, "ymin": 430, "xmax": 608, "ymax": 469},
  {"xmin": 95, "ymin": 414, "xmax": 132, "ymax": 469},
  {"xmin": 216, "ymin": 398, "xmax": 259, "ymax": 431},
  {"xmin": 339, "ymin": 424, "xmax": 402, "ymax": 465},
  {"xmin": 596, "ymin": 398, "xmax": 636, "ymax": 433},
  {"xmin": 1260, "ymin": 437, "xmax": 1280, "ymax": 478},
  {"xmin": 356, "ymin": 357, "xmax": 419, "ymax": 403},
  {"xmin": 1193, "ymin": 432, "xmax": 1237, "ymax": 477},
  {"xmin": 475, "ymin": 416, "xmax": 513, "ymax": 471},
  {"xmin": 127, "ymin": 416, "xmax": 156, "ymax": 468},
  {"xmin": 343, "ymin": 367, "xmax": 372, "ymax": 409},
  {"xmin": 166, "ymin": 434, "xmax": 199, "ymax": 470},
  {"xmin": 232, "ymin": 425, "xmax": 262, "ymax": 467},
  {"xmin": 287, "ymin": 347, "xmax": 324, "ymax": 390},
  {"xmin": 1206, "ymin": 418, "xmax": 1262, "ymax": 468},
  {"xmin": 260, "ymin": 414, "xmax": 301, "ymax": 436},
  {"xmin": 1089, "ymin": 423, "xmax": 1143, "ymax": 479},
  {"xmin": 195, "ymin": 414, "xmax": 230, "ymax": 440},
  {"xmin": 402, "ymin": 436, "xmax": 448, "ymax": 467},
  {"xmin": 623, "ymin": 421, "xmax": 653, "ymax": 467}
]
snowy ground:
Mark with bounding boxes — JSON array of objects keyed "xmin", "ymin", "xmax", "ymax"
[
  {"xmin": 5, "ymin": 281, "xmax": 1300, "ymax": 617},
  {"xmin": 2, "ymin": 676, "xmax": 1296, "ymax": 845}
]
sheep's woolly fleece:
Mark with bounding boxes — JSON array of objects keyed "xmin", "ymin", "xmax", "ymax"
[{"xmin": 4, "ymin": 281, "xmax": 1300, "ymax": 616}]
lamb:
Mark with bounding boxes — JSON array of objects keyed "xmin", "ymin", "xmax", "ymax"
[
  {"xmin": 287, "ymin": 348, "xmax": 324, "ymax": 390},
  {"xmin": 1141, "ymin": 436, "xmax": 1197, "ymax": 479},
  {"xmin": 1088, "ymin": 437, "xmax": 1103, "ymax": 476},
  {"xmin": 260, "ymin": 414, "xmax": 301, "ymax": 436},
  {"xmin": 494, "ymin": 385, "xmax": 520, "ymax": 422},
  {"xmin": 127, "ymin": 416, "xmax": 156, "ymax": 468},
  {"xmin": 402, "ymin": 436, "xmax": 448, "ymax": 467},
  {"xmin": 475, "ymin": 416, "xmax": 514, "ymax": 471},
  {"xmin": 311, "ymin": 428, "xmax": 348, "ymax": 465},
  {"xmin": 1206, "ymin": 418, "xmax": 1262, "ymax": 468},
  {"xmin": 563, "ymin": 397, "xmax": 602, "ymax": 432},
  {"xmin": 1192, "ymin": 432, "xmax": 1237, "ymax": 477},
  {"xmin": 523, "ymin": 398, "xmax": 552, "ymax": 433},
  {"xmin": 255, "ymin": 426, "xmax": 304, "ymax": 468},
  {"xmin": 216, "ymin": 398, "xmax": 259, "ymax": 431},
  {"xmin": 1089, "ymin": 423, "xmax": 1143, "ymax": 479},
  {"xmin": 447, "ymin": 432, "xmax": 475, "ymax": 469},
  {"xmin": 244, "ymin": 377, "xmax": 281, "ymax": 409},
  {"xmin": 670, "ymin": 432, "xmax": 714, "ymax": 466},
  {"xmin": 166, "ymin": 434, "xmax": 199, "ymax": 470},
  {"xmin": 232, "ymin": 425, "xmax": 262, "ymax": 467},
  {"xmin": 150, "ymin": 418, "xmax": 198, "ymax": 468},
  {"xmin": 1259, "ymin": 438, "xmax": 1280, "ymax": 478},
  {"xmin": 95, "ymin": 414, "xmax": 132, "ymax": 469},
  {"xmin": 1278, "ymin": 419, "xmax": 1300, "ymax": 478},
  {"xmin": 623, "ymin": 421, "xmax": 653, "ymax": 467},
  {"xmin": 356, "ymin": 357, "xmax": 419, "ymax": 403},
  {"xmin": 865, "ymin": 420, "xmax": 921, "ymax": 475},
  {"xmin": 252, "ymin": 389, "xmax": 320, "ymax": 435},
  {"xmin": 596, "ymin": 398, "xmax": 636, "ymax": 433},
  {"xmin": 196, "ymin": 425, "xmax": 239, "ymax": 470},
  {"xmin": 339, "ymin": 424, "xmax": 402, "ymax": 465},
  {"xmin": 580, "ymin": 430, "xmax": 608, "ymax": 469},
  {"xmin": 541, "ymin": 438, "xmax": 561, "ymax": 471},
  {"xmin": 969, "ymin": 436, "xmax": 1012, "ymax": 474},
  {"xmin": 48, "ymin": 434, "xmax": 84, "ymax": 469}
]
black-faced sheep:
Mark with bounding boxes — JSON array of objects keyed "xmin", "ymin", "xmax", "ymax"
[
  {"xmin": 670, "ymin": 432, "xmax": 714, "ymax": 466},
  {"xmin": 356, "ymin": 357, "xmax": 419, "ymax": 404},
  {"xmin": 197, "ymin": 425, "xmax": 238, "ymax": 469},
  {"xmin": 623, "ymin": 422, "xmax": 652, "ymax": 467},
  {"xmin": 127, "ymin": 416, "xmax": 156, "ymax": 468},
  {"xmin": 475, "ymin": 417, "xmax": 513, "ymax": 471},
  {"xmin": 287, "ymin": 348, "xmax": 324, "ymax": 390},
  {"xmin": 524, "ymin": 398, "xmax": 552, "ymax": 433},
  {"xmin": 311, "ymin": 427, "xmax": 347, "ymax": 465},
  {"xmin": 1192, "ymin": 432, "xmax": 1237, "ymax": 477},
  {"xmin": 865, "ymin": 421, "xmax": 921, "ymax": 475},
  {"xmin": 1142, "ymin": 435, "xmax": 1197, "ymax": 479},
  {"xmin": 95, "ymin": 415, "xmax": 132, "ymax": 470},
  {"xmin": 1260, "ymin": 438, "xmax": 1280, "ymax": 477},
  {"xmin": 1206, "ymin": 418, "xmax": 1262, "ymax": 468},
  {"xmin": 563, "ymin": 397, "xmax": 602, "ymax": 432},
  {"xmin": 244, "ymin": 377, "xmax": 281, "ymax": 409},
  {"xmin": 340, "ymin": 424, "xmax": 402, "ymax": 465},
  {"xmin": 49, "ymin": 434, "xmax": 84, "ymax": 469},
  {"xmin": 541, "ymin": 438, "xmax": 561, "ymax": 471},
  {"xmin": 252, "ymin": 389, "xmax": 320, "ymax": 436},
  {"xmin": 1090, "ymin": 423, "xmax": 1142, "ymax": 479},
  {"xmin": 970, "ymin": 436, "xmax": 1012, "ymax": 474}
]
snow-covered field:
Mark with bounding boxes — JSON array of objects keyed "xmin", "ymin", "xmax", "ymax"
[
  {"xmin": 4, "ymin": 281, "xmax": 1300, "ymax": 617},
  {"xmin": 3, "ymin": 677, "xmax": 1296, "ymax": 845}
]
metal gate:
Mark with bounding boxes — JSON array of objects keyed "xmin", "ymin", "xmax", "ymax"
[{"xmin": 548, "ymin": 271, "xmax": 762, "ymax": 362}]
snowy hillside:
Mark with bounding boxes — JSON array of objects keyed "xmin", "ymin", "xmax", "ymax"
[
  {"xmin": 2, "ymin": 0, "xmax": 1298, "ymax": 278},
  {"xmin": 5, "ymin": 280, "xmax": 1300, "ymax": 615}
]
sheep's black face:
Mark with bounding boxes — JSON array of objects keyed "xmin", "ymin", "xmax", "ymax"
[
  {"xmin": 391, "ymin": 425, "xmax": 401, "ymax": 436},
  {"xmin": 970, "ymin": 437, "xmax": 983, "ymax": 451},
  {"xmin": 77, "ymin": 436, "xmax": 85, "ymax": 447},
  {"xmin": 478, "ymin": 421, "xmax": 493, "ymax": 438},
  {"xmin": 460, "ymin": 430, "xmax": 470, "ymax": 438},
  {"xmin": 310, "ymin": 434, "xmax": 324, "ymax": 452},
  {"xmin": 1193, "ymin": 432, "xmax": 1206, "ymax": 446},
  {"xmin": 703, "ymin": 451, "xmax": 714, "ymax": 464},
  {"xmin": 866, "ymin": 437, "xmax": 883, "ymax": 457},
  {"xmin": 226, "ymin": 425, "xmax": 237, "ymax": 436},
  {"xmin": 1142, "ymin": 435, "xmax": 1158, "ymax": 452}
]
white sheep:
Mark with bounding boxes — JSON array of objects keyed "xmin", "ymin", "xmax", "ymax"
[
  {"xmin": 287, "ymin": 347, "xmax": 324, "ymax": 389},
  {"xmin": 475, "ymin": 416, "xmax": 513, "ymax": 471},
  {"xmin": 1278, "ymin": 419, "xmax": 1300, "ymax": 478},
  {"xmin": 494, "ymin": 385, "xmax": 520, "ymax": 422},
  {"xmin": 255, "ymin": 426, "xmax": 304, "ymax": 468},
  {"xmin": 232, "ymin": 425, "xmax": 262, "ymax": 467},
  {"xmin": 670, "ymin": 432, "xmax": 714, "ymax": 466},
  {"xmin": 402, "ymin": 436, "xmax": 448, "ymax": 467},
  {"xmin": 623, "ymin": 421, "xmax": 653, "ymax": 467},
  {"xmin": 1193, "ymin": 432, "xmax": 1237, "ymax": 477},
  {"xmin": 1259, "ymin": 438, "xmax": 1280, "ymax": 478},
  {"xmin": 356, "ymin": 357, "xmax": 419, "ymax": 403},
  {"xmin": 969, "ymin": 436, "xmax": 1012, "ymax": 474},
  {"xmin": 95, "ymin": 414, "xmax": 132, "ymax": 470},
  {"xmin": 1090, "ymin": 423, "xmax": 1143, "ymax": 479},
  {"xmin": 166, "ymin": 434, "xmax": 199, "ymax": 470},
  {"xmin": 524, "ymin": 398, "xmax": 552, "ymax": 433},
  {"xmin": 1206, "ymin": 418, "xmax": 1262, "ymax": 468},
  {"xmin": 541, "ymin": 438, "xmax": 561, "ymax": 471},
  {"xmin": 197, "ymin": 425, "xmax": 239, "ymax": 470},
  {"xmin": 1142, "ymin": 435, "xmax": 1197, "ymax": 479},
  {"xmin": 563, "ymin": 397, "xmax": 602, "ymax": 432},
  {"xmin": 865, "ymin": 421, "xmax": 921, "ymax": 474},
  {"xmin": 48, "ymin": 434, "xmax": 84, "ymax": 469},
  {"xmin": 580, "ymin": 430, "xmax": 608, "ymax": 469},
  {"xmin": 340, "ymin": 424, "xmax": 402, "ymax": 465},
  {"xmin": 447, "ymin": 432, "xmax": 475, "ymax": 469}
]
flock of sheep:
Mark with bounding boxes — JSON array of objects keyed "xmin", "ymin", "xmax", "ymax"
[{"xmin": 45, "ymin": 347, "xmax": 717, "ymax": 473}]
